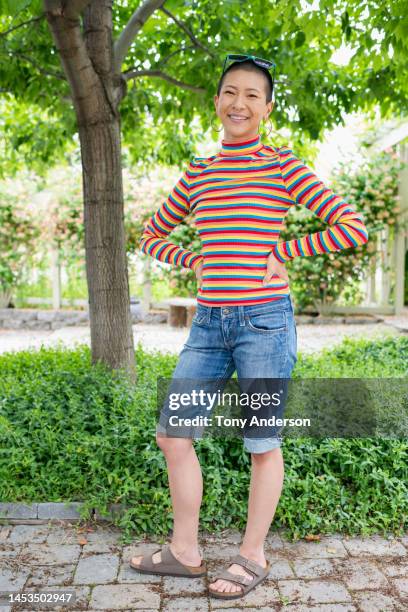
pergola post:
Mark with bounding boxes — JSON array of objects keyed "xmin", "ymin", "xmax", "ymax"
[
  {"xmin": 51, "ymin": 245, "xmax": 62, "ymax": 310},
  {"xmin": 142, "ymin": 256, "xmax": 152, "ymax": 314},
  {"xmin": 394, "ymin": 142, "xmax": 408, "ymax": 315},
  {"xmin": 368, "ymin": 250, "xmax": 377, "ymax": 304},
  {"xmin": 380, "ymin": 227, "xmax": 391, "ymax": 308}
]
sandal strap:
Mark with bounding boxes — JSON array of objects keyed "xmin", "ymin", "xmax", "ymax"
[
  {"xmin": 161, "ymin": 544, "xmax": 179, "ymax": 565},
  {"xmin": 141, "ymin": 544, "xmax": 200, "ymax": 572},
  {"xmin": 230, "ymin": 554, "xmax": 267, "ymax": 577},
  {"xmin": 214, "ymin": 569, "xmax": 252, "ymax": 587},
  {"xmin": 138, "ymin": 547, "xmax": 162, "ymax": 571}
]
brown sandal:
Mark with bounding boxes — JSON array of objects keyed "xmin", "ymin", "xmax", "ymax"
[
  {"xmin": 209, "ymin": 553, "xmax": 270, "ymax": 600},
  {"xmin": 129, "ymin": 543, "xmax": 207, "ymax": 578}
]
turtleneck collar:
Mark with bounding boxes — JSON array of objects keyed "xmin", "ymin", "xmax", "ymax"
[{"xmin": 219, "ymin": 133, "xmax": 264, "ymax": 157}]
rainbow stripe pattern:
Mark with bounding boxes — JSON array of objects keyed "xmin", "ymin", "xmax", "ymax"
[{"xmin": 139, "ymin": 134, "xmax": 369, "ymax": 306}]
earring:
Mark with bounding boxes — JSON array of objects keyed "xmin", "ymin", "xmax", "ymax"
[
  {"xmin": 210, "ymin": 116, "xmax": 223, "ymax": 133},
  {"xmin": 261, "ymin": 117, "xmax": 273, "ymax": 138}
]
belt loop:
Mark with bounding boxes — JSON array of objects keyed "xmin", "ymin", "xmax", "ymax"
[
  {"xmin": 207, "ymin": 306, "xmax": 212, "ymax": 324},
  {"xmin": 238, "ymin": 305, "xmax": 245, "ymax": 326}
]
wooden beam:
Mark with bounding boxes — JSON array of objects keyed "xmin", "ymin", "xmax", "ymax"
[{"xmin": 394, "ymin": 142, "xmax": 408, "ymax": 314}]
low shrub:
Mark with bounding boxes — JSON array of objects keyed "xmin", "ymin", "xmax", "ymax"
[{"xmin": 0, "ymin": 336, "xmax": 407, "ymax": 540}]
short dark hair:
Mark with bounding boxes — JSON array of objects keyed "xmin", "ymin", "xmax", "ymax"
[{"xmin": 216, "ymin": 60, "xmax": 273, "ymax": 103}]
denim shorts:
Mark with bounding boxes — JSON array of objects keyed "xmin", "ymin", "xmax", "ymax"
[{"xmin": 156, "ymin": 294, "xmax": 298, "ymax": 453}]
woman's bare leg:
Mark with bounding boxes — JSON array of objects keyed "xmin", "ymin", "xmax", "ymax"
[
  {"xmin": 131, "ymin": 434, "xmax": 203, "ymax": 567},
  {"xmin": 209, "ymin": 447, "xmax": 284, "ymax": 593}
]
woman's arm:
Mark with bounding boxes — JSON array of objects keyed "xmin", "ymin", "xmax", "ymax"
[
  {"xmin": 272, "ymin": 146, "xmax": 369, "ymax": 263},
  {"xmin": 139, "ymin": 159, "xmax": 203, "ymax": 272}
]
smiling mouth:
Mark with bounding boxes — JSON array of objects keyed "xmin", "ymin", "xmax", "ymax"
[{"xmin": 228, "ymin": 114, "xmax": 249, "ymax": 122}]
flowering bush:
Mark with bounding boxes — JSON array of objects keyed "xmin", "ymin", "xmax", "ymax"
[
  {"xmin": 36, "ymin": 167, "xmax": 85, "ymax": 265},
  {"xmin": 273, "ymin": 150, "xmax": 405, "ymax": 311},
  {"xmin": 0, "ymin": 189, "xmax": 39, "ymax": 305},
  {"xmin": 124, "ymin": 166, "xmax": 191, "ymax": 294},
  {"xmin": 308, "ymin": 149, "xmax": 402, "ymax": 311}
]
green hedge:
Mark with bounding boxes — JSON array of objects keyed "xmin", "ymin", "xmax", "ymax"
[{"xmin": 0, "ymin": 336, "xmax": 407, "ymax": 541}]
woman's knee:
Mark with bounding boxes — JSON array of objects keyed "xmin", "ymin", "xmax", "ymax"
[
  {"xmin": 155, "ymin": 432, "xmax": 193, "ymax": 457},
  {"xmin": 251, "ymin": 446, "xmax": 283, "ymax": 463}
]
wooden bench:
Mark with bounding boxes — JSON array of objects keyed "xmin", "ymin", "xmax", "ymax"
[{"xmin": 162, "ymin": 297, "xmax": 198, "ymax": 328}]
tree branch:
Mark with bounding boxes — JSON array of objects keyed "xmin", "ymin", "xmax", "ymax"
[
  {"xmin": 82, "ymin": 1, "xmax": 119, "ymax": 115},
  {"xmin": 160, "ymin": 44, "xmax": 195, "ymax": 66},
  {"xmin": 44, "ymin": 0, "xmax": 104, "ymax": 122},
  {"xmin": 113, "ymin": 0, "xmax": 165, "ymax": 73},
  {"xmin": 159, "ymin": 6, "xmax": 215, "ymax": 58},
  {"xmin": 123, "ymin": 68, "xmax": 205, "ymax": 93},
  {"xmin": 44, "ymin": 0, "xmax": 64, "ymax": 14},
  {"xmin": 0, "ymin": 14, "xmax": 45, "ymax": 37},
  {"xmin": 13, "ymin": 52, "xmax": 65, "ymax": 81},
  {"xmin": 44, "ymin": 0, "xmax": 91, "ymax": 19},
  {"xmin": 62, "ymin": 0, "xmax": 92, "ymax": 19}
]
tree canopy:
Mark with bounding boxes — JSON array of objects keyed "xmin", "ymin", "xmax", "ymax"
[{"xmin": 1, "ymin": 0, "xmax": 407, "ymax": 174}]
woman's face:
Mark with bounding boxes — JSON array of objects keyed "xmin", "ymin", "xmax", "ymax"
[{"xmin": 214, "ymin": 68, "xmax": 273, "ymax": 142}]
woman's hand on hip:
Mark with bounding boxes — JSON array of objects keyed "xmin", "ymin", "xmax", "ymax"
[
  {"xmin": 195, "ymin": 261, "xmax": 203, "ymax": 289},
  {"xmin": 263, "ymin": 251, "xmax": 289, "ymax": 285}
]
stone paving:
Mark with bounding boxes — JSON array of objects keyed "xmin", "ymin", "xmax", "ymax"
[
  {"xmin": 0, "ymin": 522, "xmax": 407, "ymax": 611},
  {"xmin": 0, "ymin": 319, "xmax": 401, "ymax": 356}
]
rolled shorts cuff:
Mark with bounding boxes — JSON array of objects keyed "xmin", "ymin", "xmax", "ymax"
[
  {"xmin": 156, "ymin": 424, "xmax": 282, "ymax": 453},
  {"xmin": 243, "ymin": 435, "xmax": 282, "ymax": 453},
  {"xmin": 156, "ymin": 423, "xmax": 206, "ymax": 439}
]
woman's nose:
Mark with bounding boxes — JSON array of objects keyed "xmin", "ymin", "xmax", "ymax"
[{"xmin": 232, "ymin": 97, "xmax": 246, "ymax": 110}]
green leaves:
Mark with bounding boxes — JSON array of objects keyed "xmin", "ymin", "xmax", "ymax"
[
  {"xmin": 1, "ymin": 337, "xmax": 408, "ymax": 539},
  {"xmin": 0, "ymin": 0, "xmax": 34, "ymax": 16},
  {"xmin": 294, "ymin": 30, "xmax": 306, "ymax": 48},
  {"xmin": 341, "ymin": 10, "xmax": 352, "ymax": 40},
  {"xmin": 0, "ymin": 96, "xmax": 73, "ymax": 177},
  {"xmin": 1, "ymin": 0, "xmax": 408, "ymax": 169}
]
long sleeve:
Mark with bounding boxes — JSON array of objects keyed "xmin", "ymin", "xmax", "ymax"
[
  {"xmin": 139, "ymin": 160, "xmax": 203, "ymax": 272},
  {"xmin": 272, "ymin": 146, "xmax": 369, "ymax": 263}
]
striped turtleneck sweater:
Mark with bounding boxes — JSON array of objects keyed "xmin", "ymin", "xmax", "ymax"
[{"xmin": 139, "ymin": 134, "xmax": 369, "ymax": 306}]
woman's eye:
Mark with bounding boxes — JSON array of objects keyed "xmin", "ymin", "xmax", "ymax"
[{"xmin": 224, "ymin": 91, "xmax": 257, "ymax": 97}]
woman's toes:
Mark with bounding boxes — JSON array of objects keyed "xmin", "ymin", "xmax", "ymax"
[
  {"xmin": 211, "ymin": 579, "xmax": 223, "ymax": 592},
  {"xmin": 152, "ymin": 551, "xmax": 161, "ymax": 564},
  {"xmin": 131, "ymin": 555, "xmax": 142, "ymax": 566},
  {"xmin": 211, "ymin": 579, "xmax": 242, "ymax": 594},
  {"xmin": 131, "ymin": 552, "xmax": 161, "ymax": 568},
  {"xmin": 225, "ymin": 580, "xmax": 239, "ymax": 593}
]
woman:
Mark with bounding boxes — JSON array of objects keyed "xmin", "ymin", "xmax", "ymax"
[{"xmin": 130, "ymin": 54, "xmax": 369, "ymax": 601}]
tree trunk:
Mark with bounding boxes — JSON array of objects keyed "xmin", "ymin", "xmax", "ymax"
[
  {"xmin": 79, "ymin": 115, "xmax": 134, "ymax": 373},
  {"xmin": 44, "ymin": 0, "xmax": 135, "ymax": 377}
]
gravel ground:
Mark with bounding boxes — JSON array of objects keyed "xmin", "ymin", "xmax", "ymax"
[{"xmin": 0, "ymin": 320, "xmax": 401, "ymax": 356}]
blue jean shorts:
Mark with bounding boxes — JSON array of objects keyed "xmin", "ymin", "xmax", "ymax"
[{"xmin": 156, "ymin": 294, "xmax": 298, "ymax": 453}]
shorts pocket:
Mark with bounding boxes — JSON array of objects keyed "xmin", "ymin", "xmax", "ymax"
[
  {"xmin": 246, "ymin": 310, "xmax": 287, "ymax": 334},
  {"xmin": 192, "ymin": 310, "xmax": 209, "ymax": 326}
]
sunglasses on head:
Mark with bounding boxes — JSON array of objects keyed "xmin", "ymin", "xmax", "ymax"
[{"xmin": 222, "ymin": 53, "xmax": 276, "ymax": 90}]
